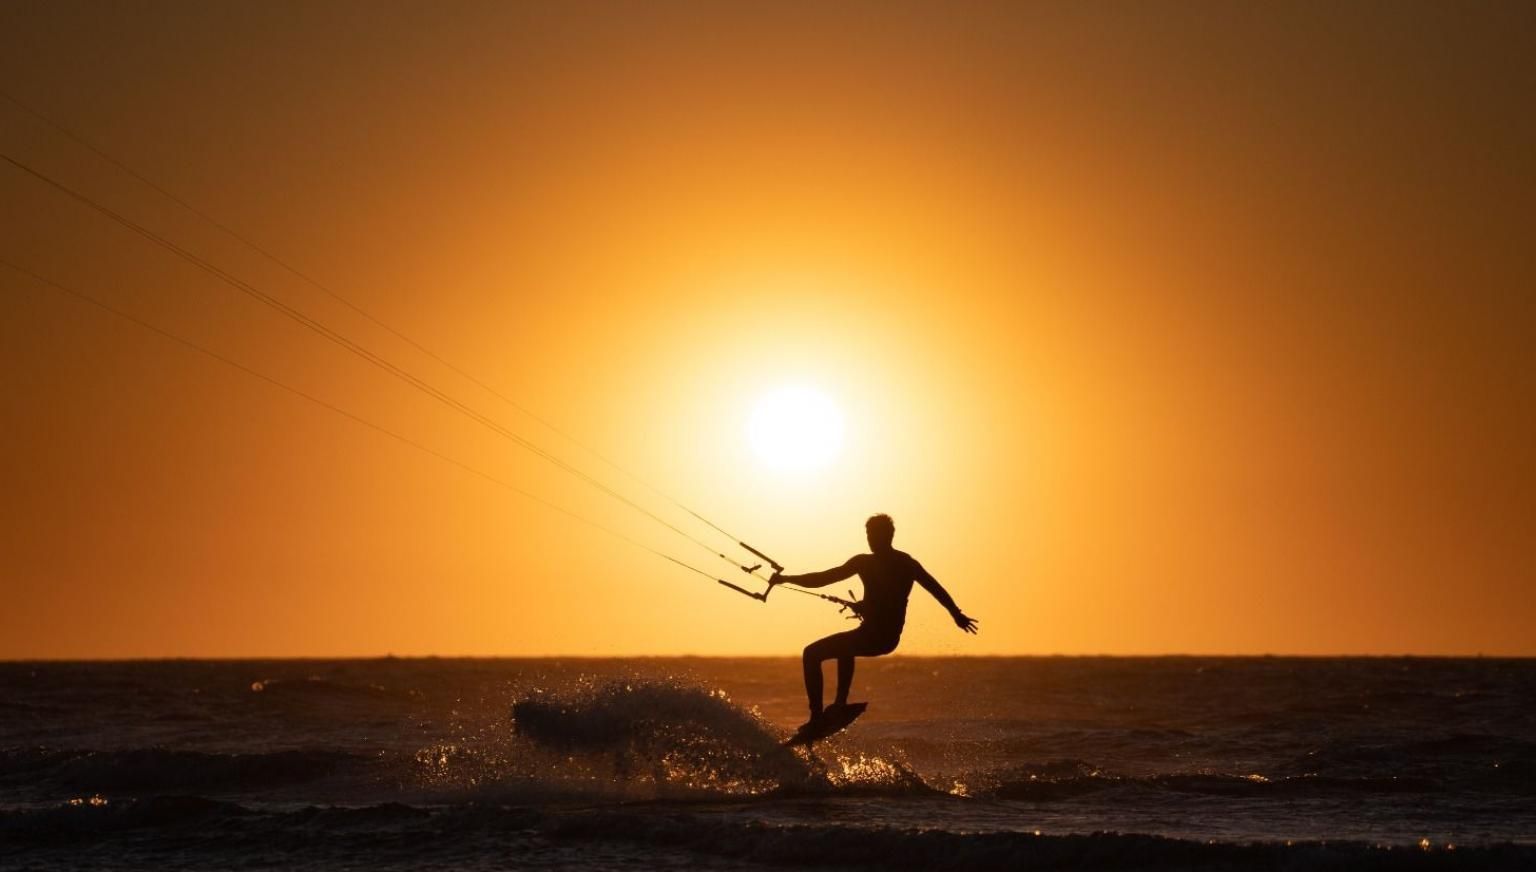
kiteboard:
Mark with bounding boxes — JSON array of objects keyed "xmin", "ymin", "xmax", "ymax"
[{"xmin": 782, "ymin": 702, "xmax": 868, "ymax": 748}]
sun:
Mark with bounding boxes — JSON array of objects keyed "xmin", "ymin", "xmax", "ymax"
[{"xmin": 748, "ymin": 386, "xmax": 846, "ymax": 473}]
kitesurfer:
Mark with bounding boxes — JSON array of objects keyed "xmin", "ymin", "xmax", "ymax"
[{"xmin": 771, "ymin": 514, "xmax": 978, "ymax": 730}]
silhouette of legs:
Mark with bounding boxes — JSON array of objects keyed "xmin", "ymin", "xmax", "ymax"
[
  {"xmin": 836, "ymin": 655, "xmax": 855, "ymax": 707},
  {"xmin": 802, "ymin": 627, "xmax": 899, "ymax": 718}
]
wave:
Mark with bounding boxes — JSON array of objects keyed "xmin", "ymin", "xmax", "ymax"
[
  {"xmin": 247, "ymin": 675, "xmax": 421, "ymax": 702},
  {"xmin": 1276, "ymin": 734, "xmax": 1536, "ymax": 794},
  {"xmin": 986, "ymin": 769, "xmax": 1445, "ymax": 801},
  {"xmin": 1287, "ymin": 733, "xmax": 1536, "ymax": 768},
  {"xmin": 971, "ymin": 745, "xmax": 1536, "ymax": 801},
  {"xmin": 4, "ymin": 797, "xmax": 1530, "ymax": 869},
  {"xmin": 0, "ymin": 748, "xmax": 367, "ymax": 795}
]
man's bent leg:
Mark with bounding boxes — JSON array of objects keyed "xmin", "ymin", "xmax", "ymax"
[
  {"xmin": 833, "ymin": 630, "xmax": 899, "ymax": 708},
  {"xmin": 803, "ymin": 629, "xmax": 865, "ymax": 719}
]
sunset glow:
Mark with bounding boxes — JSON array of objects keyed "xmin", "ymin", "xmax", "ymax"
[{"xmin": 1, "ymin": 3, "xmax": 1532, "ymax": 659}]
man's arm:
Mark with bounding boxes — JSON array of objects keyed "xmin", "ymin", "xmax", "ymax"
[
  {"xmin": 773, "ymin": 556, "xmax": 861, "ymax": 589},
  {"xmin": 914, "ymin": 561, "xmax": 980, "ymax": 634}
]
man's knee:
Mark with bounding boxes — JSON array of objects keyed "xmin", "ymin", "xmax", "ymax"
[{"xmin": 805, "ymin": 637, "xmax": 847, "ymax": 665}]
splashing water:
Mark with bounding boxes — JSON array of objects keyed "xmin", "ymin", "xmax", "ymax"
[{"xmin": 509, "ymin": 679, "xmax": 929, "ymax": 796}]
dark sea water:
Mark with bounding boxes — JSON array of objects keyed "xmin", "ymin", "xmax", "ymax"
[{"xmin": 1, "ymin": 657, "xmax": 1533, "ymax": 870}]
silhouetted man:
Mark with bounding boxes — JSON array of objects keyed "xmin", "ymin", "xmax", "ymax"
[{"xmin": 771, "ymin": 513, "xmax": 978, "ymax": 728}]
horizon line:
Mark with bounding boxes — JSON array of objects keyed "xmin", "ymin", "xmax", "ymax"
[{"xmin": 2, "ymin": 652, "xmax": 1532, "ymax": 663}]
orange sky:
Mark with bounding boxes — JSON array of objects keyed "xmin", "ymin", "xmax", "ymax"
[{"xmin": 2, "ymin": 1, "xmax": 1533, "ymax": 657}]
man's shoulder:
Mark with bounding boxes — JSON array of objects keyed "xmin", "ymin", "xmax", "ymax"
[
  {"xmin": 869, "ymin": 550, "xmax": 921, "ymax": 569},
  {"xmin": 895, "ymin": 550, "xmax": 927, "ymax": 575}
]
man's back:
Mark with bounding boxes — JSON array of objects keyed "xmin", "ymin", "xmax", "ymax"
[{"xmin": 851, "ymin": 549, "xmax": 924, "ymax": 638}]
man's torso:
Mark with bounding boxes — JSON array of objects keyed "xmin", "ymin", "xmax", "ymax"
[{"xmin": 852, "ymin": 549, "xmax": 920, "ymax": 638}]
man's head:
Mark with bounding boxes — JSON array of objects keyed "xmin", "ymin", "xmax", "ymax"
[{"xmin": 865, "ymin": 513, "xmax": 895, "ymax": 552}]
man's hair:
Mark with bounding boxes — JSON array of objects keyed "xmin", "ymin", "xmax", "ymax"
[{"xmin": 865, "ymin": 514, "xmax": 895, "ymax": 540}]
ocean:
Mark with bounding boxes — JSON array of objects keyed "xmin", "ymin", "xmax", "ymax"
[{"xmin": 1, "ymin": 657, "xmax": 1532, "ymax": 869}]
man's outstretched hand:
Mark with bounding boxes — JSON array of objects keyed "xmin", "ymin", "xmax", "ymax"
[{"xmin": 952, "ymin": 610, "xmax": 979, "ymax": 634}]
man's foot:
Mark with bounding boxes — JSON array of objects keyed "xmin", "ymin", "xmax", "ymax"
[{"xmin": 798, "ymin": 709, "xmax": 824, "ymax": 732}]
